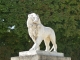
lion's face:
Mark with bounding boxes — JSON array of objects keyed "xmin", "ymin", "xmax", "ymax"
[{"xmin": 28, "ymin": 13, "xmax": 40, "ymax": 24}]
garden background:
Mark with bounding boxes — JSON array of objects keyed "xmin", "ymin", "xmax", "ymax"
[{"xmin": 0, "ymin": 0, "xmax": 80, "ymax": 60}]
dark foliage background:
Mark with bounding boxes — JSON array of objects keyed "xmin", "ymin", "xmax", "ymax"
[{"xmin": 0, "ymin": 0, "xmax": 80, "ymax": 60}]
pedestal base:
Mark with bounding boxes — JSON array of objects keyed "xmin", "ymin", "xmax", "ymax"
[
  {"xmin": 11, "ymin": 50, "xmax": 71, "ymax": 60},
  {"xmin": 19, "ymin": 50, "xmax": 64, "ymax": 57},
  {"xmin": 11, "ymin": 55, "xmax": 71, "ymax": 60}
]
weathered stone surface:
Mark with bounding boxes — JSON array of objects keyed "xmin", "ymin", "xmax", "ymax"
[
  {"xmin": 19, "ymin": 50, "xmax": 64, "ymax": 57},
  {"xmin": 11, "ymin": 57, "xmax": 19, "ymax": 60},
  {"xmin": 11, "ymin": 55, "xmax": 40, "ymax": 60},
  {"xmin": 11, "ymin": 50, "xmax": 71, "ymax": 60},
  {"xmin": 11, "ymin": 55, "xmax": 71, "ymax": 60}
]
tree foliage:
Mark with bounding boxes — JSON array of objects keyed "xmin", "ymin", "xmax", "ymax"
[{"xmin": 0, "ymin": 0, "xmax": 80, "ymax": 60}]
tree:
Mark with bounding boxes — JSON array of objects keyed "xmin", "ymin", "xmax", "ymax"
[{"xmin": 0, "ymin": 0, "xmax": 80, "ymax": 60}]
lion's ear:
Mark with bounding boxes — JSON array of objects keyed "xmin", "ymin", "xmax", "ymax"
[
  {"xmin": 37, "ymin": 14, "xmax": 39, "ymax": 17},
  {"xmin": 36, "ymin": 14, "xmax": 40, "ymax": 20}
]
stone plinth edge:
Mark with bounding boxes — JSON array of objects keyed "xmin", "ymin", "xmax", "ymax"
[
  {"xmin": 19, "ymin": 50, "xmax": 64, "ymax": 57},
  {"xmin": 11, "ymin": 55, "xmax": 71, "ymax": 60}
]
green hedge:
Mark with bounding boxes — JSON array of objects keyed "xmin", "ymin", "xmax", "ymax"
[{"xmin": 0, "ymin": 0, "xmax": 80, "ymax": 60}]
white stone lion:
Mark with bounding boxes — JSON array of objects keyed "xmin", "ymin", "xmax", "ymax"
[{"xmin": 27, "ymin": 13, "xmax": 57, "ymax": 52}]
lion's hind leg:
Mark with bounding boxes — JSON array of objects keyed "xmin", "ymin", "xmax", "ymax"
[
  {"xmin": 50, "ymin": 35, "xmax": 57, "ymax": 52},
  {"xmin": 44, "ymin": 37, "xmax": 50, "ymax": 51}
]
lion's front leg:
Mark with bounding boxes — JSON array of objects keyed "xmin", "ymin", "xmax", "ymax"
[
  {"xmin": 29, "ymin": 37, "xmax": 42, "ymax": 51},
  {"xmin": 30, "ymin": 38, "xmax": 40, "ymax": 50},
  {"xmin": 29, "ymin": 44, "xmax": 40, "ymax": 51}
]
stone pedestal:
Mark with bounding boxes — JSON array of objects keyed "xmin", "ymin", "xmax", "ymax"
[
  {"xmin": 11, "ymin": 50, "xmax": 71, "ymax": 60},
  {"xmin": 19, "ymin": 50, "xmax": 64, "ymax": 57}
]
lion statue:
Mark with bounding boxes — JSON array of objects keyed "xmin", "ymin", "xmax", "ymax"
[{"xmin": 27, "ymin": 13, "xmax": 57, "ymax": 52}]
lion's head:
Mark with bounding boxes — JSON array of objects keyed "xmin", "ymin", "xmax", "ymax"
[{"xmin": 27, "ymin": 13, "xmax": 41, "ymax": 24}]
